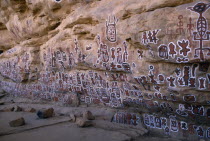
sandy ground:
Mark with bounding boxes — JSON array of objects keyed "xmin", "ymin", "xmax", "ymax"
[
  {"xmin": 0, "ymin": 97, "xmax": 180, "ymax": 141},
  {"xmin": 0, "ymin": 122, "xmax": 179, "ymax": 141},
  {"xmin": 0, "ymin": 122, "xmax": 131, "ymax": 141},
  {"xmin": 0, "ymin": 111, "xmax": 180, "ymax": 141}
]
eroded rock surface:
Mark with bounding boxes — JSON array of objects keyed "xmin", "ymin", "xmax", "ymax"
[
  {"xmin": 37, "ymin": 108, "xmax": 54, "ymax": 119},
  {"xmin": 0, "ymin": 0, "xmax": 210, "ymax": 140},
  {"xmin": 9, "ymin": 117, "xmax": 25, "ymax": 127}
]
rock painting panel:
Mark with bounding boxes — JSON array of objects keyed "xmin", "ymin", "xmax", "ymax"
[{"xmin": 0, "ymin": 2, "xmax": 210, "ymax": 140}]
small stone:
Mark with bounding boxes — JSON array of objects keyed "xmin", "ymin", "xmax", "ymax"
[
  {"xmin": 9, "ymin": 117, "xmax": 25, "ymax": 127},
  {"xmin": 29, "ymin": 108, "xmax": 36, "ymax": 113},
  {"xmin": 3, "ymin": 107, "xmax": 14, "ymax": 112},
  {"xmin": 13, "ymin": 106, "xmax": 23, "ymax": 112},
  {"xmin": 25, "ymin": 108, "xmax": 36, "ymax": 113},
  {"xmin": 37, "ymin": 108, "xmax": 54, "ymax": 119},
  {"xmin": 70, "ymin": 114, "xmax": 76, "ymax": 122},
  {"xmin": 83, "ymin": 111, "xmax": 95, "ymax": 120},
  {"xmin": 76, "ymin": 118, "xmax": 92, "ymax": 127}
]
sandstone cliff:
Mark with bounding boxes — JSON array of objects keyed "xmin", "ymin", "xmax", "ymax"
[{"xmin": 0, "ymin": 0, "xmax": 210, "ymax": 140}]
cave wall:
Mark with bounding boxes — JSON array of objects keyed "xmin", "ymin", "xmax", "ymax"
[{"xmin": 0, "ymin": 0, "xmax": 210, "ymax": 140}]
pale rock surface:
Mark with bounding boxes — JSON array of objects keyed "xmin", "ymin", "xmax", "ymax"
[{"xmin": 0, "ymin": 0, "xmax": 210, "ymax": 140}]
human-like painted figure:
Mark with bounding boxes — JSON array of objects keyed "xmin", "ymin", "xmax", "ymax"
[{"xmin": 106, "ymin": 16, "xmax": 118, "ymax": 42}]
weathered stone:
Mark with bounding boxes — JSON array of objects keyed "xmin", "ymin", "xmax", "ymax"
[
  {"xmin": 71, "ymin": 94, "xmax": 80, "ymax": 107},
  {"xmin": 76, "ymin": 118, "xmax": 93, "ymax": 127},
  {"xmin": 83, "ymin": 111, "xmax": 95, "ymax": 120},
  {"xmin": 37, "ymin": 108, "xmax": 54, "ymax": 119},
  {"xmin": 0, "ymin": 0, "xmax": 210, "ymax": 140},
  {"xmin": 25, "ymin": 108, "xmax": 36, "ymax": 113},
  {"xmin": 9, "ymin": 117, "xmax": 25, "ymax": 127},
  {"xmin": 3, "ymin": 107, "xmax": 14, "ymax": 112},
  {"xmin": 13, "ymin": 106, "xmax": 23, "ymax": 112},
  {"xmin": 69, "ymin": 114, "xmax": 76, "ymax": 122}
]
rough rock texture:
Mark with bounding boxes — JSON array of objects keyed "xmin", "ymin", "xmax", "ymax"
[
  {"xmin": 83, "ymin": 110, "xmax": 95, "ymax": 120},
  {"xmin": 37, "ymin": 108, "xmax": 54, "ymax": 119},
  {"xmin": 0, "ymin": 0, "xmax": 210, "ymax": 140},
  {"xmin": 9, "ymin": 117, "xmax": 25, "ymax": 127},
  {"xmin": 76, "ymin": 117, "xmax": 93, "ymax": 127},
  {"xmin": 69, "ymin": 113, "xmax": 76, "ymax": 122},
  {"xmin": 24, "ymin": 107, "xmax": 36, "ymax": 113},
  {"xmin": 13, "ymin": 105, "xmax": 23, "ymax": 112}
]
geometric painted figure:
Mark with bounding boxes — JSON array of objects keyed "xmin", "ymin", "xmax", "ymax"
[
  {"xmin": 199, "ymin": 77, "xmax": 206, "ymax": 90},
  {"xmin": 170, "ymin": 118, "xmax": 178, "ymax": 132},
  {"xmin": 178, "ymin": 40, "xmax": 191, "ymax": 57},
  {"xmin": 188, "ymin": 2, "xmax": 210, "ymax": 61},
  {"xmin": 168, "ymin": 42, "xmax": 177, "ymax": 58},
  {"xmin": 158, "ymin": 45, "xmax": 168, "ymax": 59},
  {"xmin": 106, "ymin": 16, "xmax": 118, "ymax": 42}
]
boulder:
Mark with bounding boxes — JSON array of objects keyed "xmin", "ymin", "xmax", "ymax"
[
  {"xmin": 9, "ymin": 117, "xmax": 25, "ymax": 127},
  {"xmin": 83, "ymin": 111, "xmax": 95, "ymax": 120},
  {"xmin": 37, "ymin": 108, "xmax": 54, "ymax": 119},
  {"xmin": 76, "ymin": 118, "xmax": 93, "ymax": 127}
]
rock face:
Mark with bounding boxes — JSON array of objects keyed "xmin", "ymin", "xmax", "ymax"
[
  {"xmin": 9, "ymin": 117, "xmax": 25, "ymax": 127},
  {"xmin": 0, "ymin": 0, "xmax": 210, "ymax": 140}
]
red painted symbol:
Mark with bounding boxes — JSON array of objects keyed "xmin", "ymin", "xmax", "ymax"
[
  {"xmin": 178, "ymin": 40, "xmax": 191, "ymax": 57},
  {"xmin": 167, "ymin": 76, "xmax": 176, "ymax": 87},
  {"xmin": 183, "ymin": 66, "xmax": 190, "ymax": 86},
  {"xmin": 123, "ymin": 41, "xmax": 128, "ymax": 62},
  {"xmin": 187, "ymin": 17, "xmax": 195, "ymax": 36},
  {"xmin": 168, "ymin": 42, "xmax": 177, "ymax": 58},
  {"xmin": 137, "ymin": 49, "xmax": 143, "ymax": 59},
  {"xmin": 106, "ymin": 16, "xmax": 118, "ymax": 42},
  {"xmin": 74, "ymin": 39, "xmax": 79, "ymax": 53},
  {"xmin": 142, "ymin": 29, "xmax": 160, "ymax": 45},
  {"xmin": 158, "ymin": 45, "xmax": 168, "ymax": 59},
  {"xmin": 199, "ymin": 77, "xmax": 206, "ymax": 89},
  {"xmin": 188, "ymin": 3, "xmax": 210, "ymax": 61},
  {"xmin": 176, "ymin": 15, "xmax": 184, "ymax": 34},
  {"xmin": 176, "ymin": 57, "xmax": 189, "ymax": 63}
]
